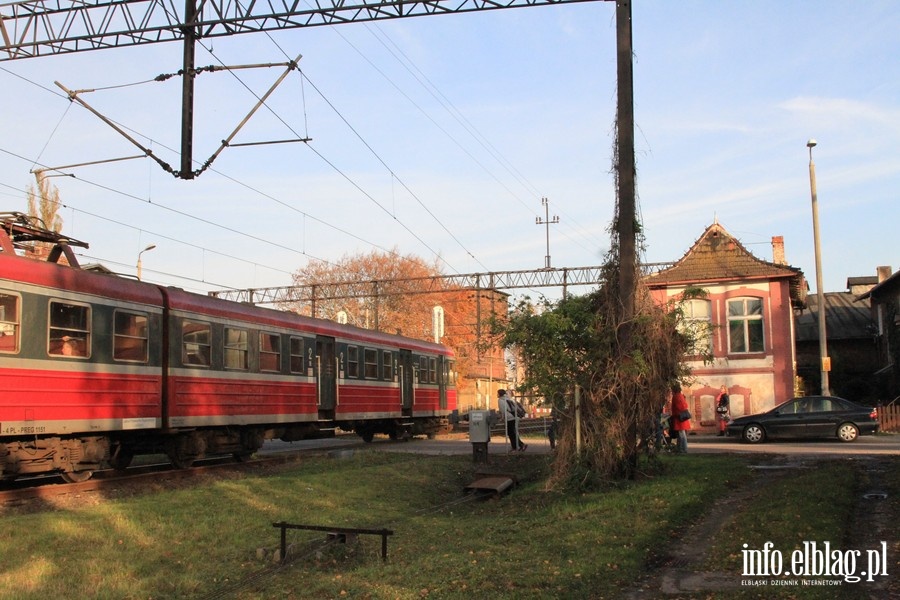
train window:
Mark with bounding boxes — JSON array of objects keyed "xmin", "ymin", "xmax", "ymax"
[
  {"xmin": 113, "ymin": 311, "xmax": 149, "ymax": 362},
  {"xmin": 182, "ymin": 321, "xmax": 211, "ymax": 367},
  {"xmin": 48, "ymin": 301, "xmax": 90, "ymax": 358},
  {"xmin": 347, "ymin": 345, "xmax": 359, "ymax": 378},
  {"xmin": 260, "ymin": 332, "xmax": 281, "ymax": 372},
  {"xmin": 289, "ymin": 336, "xmax": 304, "ymax": 373},
  {"xmin": 224, "ymin": 327, "xmax": 249, "ymax": 370},
  {"xmin": 382, "ymin": 350, "xmax": 392, "ymax": 380},
  {"xmin": 429, "ymin": 357, "xmax": 437, "ymax": 383},
  {"xmin": 0, "ymin": 293, "xmax": 20, "ymax": 353},
  {"xmin": 364, "ymin": 348, "xmax": 378, "ymax": 379}
]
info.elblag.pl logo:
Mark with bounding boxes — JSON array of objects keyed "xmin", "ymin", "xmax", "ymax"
[{"xmin": 741, "ymin": 541, "xmax": 889, "ymax": 585}]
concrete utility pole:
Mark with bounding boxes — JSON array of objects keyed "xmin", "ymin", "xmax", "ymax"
[
  {"xmin": 535, "ymin": 197, "xmax": 559, "ymax": 269},
  {"xmin": 807, "ymin": 139, "xmax": 830, "ymax": 396}
]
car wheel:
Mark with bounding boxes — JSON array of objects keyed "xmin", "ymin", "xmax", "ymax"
[
  {"xmin": 742, "ymin": 424, "xmax": 765, "ymax": 444},
  {"xmin": 837, "ymin": 422, "xmax": 859, "ymax": 442}
]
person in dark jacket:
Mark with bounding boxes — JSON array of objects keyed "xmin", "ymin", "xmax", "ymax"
[
  {"xmin": 498, "ymin": 389, "xmax": 526, "ymax": 452},
  {"xmin": 715, "ymin": 385, "xmax": 730, "ymax": 436}
]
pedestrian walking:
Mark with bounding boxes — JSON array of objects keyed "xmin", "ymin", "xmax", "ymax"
[
  {"xmin": 715, "ymin": 385, "xmax": 730, "ymax": 436},
  {"xmin": 671, "ymin": 383, "xmax": 691, "ymax": 453},
  {"xmin": 498, "ymin": 389, "xmax": 527, "ymax": 452}
]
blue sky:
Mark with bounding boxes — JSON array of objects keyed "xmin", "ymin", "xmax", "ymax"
[{"xmin": 1, "ymin": 1, "xmax": 897, "ymax": 301}]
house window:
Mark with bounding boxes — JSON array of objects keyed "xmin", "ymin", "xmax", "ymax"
[
  {"xmin": 49, "ymin": 300, "xmax": 90, "ymax": 357},
  {"xmin": 114, "ymin": 311, "xmax": 149, "ymax": 362},
  {"xmin": 364, "ymin": 348, "xmax": 378, "ymax": 379},
  {"xmin": 0, "ymin": 293, "xmax": 20, "ymax": 353},
  {"xmin": 260, "ymin": 332, "xmax": 281, "ymax": 372},
  {"xmin": 183, "ymin": 321, "xmax": 211, "ymax": 366},
  {"xmin": 224, "ymin": 327, "xmax": 249, "ymax": 370},
  {"xmin": 728, "ymin": 297, "xmax": 764, "ymax": 353},
  {"xmin": 679, "ymin": 299, "xmax": 712, "ymax": 355},
  {"xmin": 347, "ymin": 345, "xmax": 359, "ymax": 378},
  {"xmin": 290, "ymin": 336, "xmax": 305, "ymax": 373}
]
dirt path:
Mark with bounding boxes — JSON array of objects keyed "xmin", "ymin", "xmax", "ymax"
[{"xmin": 622, "ymin": 455, "xmax": 898, "ymax": 599}]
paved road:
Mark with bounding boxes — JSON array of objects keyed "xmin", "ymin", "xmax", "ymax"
[
  {"xmin": 685, "ymin": 431, "xmax": 900, "ymax": 456},
  {"xmin": 262, "ymin": 431, "xmax": 900, "ymax": 458}
]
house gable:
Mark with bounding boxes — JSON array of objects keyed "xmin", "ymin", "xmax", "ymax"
[{"xmin": 646, "ymin": 222, "xmax": 806, "ymax": 309}]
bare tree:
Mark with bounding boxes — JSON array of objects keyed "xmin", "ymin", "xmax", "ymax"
[{"xmin": 26, "ymin": 172, "xmax": 64, "ymax": 232}]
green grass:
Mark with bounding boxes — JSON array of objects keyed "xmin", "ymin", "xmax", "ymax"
[{"xmin": 0, "ymin": 451, "xmax": 891, "ymax": 599}]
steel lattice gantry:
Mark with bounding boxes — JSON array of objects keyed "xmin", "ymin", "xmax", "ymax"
[
  {"xmin": 207, "ymin": 263, "xmax": 673, "ymax": 305},
  {"xmin": 0, "ymin": 0, "xmax": 605, "ymax": 61}
]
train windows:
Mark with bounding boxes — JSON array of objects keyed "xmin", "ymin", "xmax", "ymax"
[
  {"xmin": 49, "ymin": 300, "xmax": 90, "ymax": 358},
  {"xmin": 260, "ymin": 332, "xmax": 281, "ymax": 372},
  {"xmin": 347, "ymin": 345, "xmax": 359, "ymax": 378},
  {"xmin": 429, "ymin": 357, "xmax": 437, "ymax": 383},
  {"xmin": 364, "ymin": 348, "xmax": 378, "ymax": 379},
  {"xmin": 224, "ymin": 327, "xmax": 249, "ymax": 370},
  {"xmin": 113, "ymin": 311, "xmax": 149, "ymax": 362},
  {"xmin": 442, "ymin": 360, "xmax": 455, "ymax": 385},
  {"xmin": 0, "ymin": 293, "xmax": 19, "ymax": 353},
  {"xmin": 182, "ymin": 321, "xmax": 211, "ymax": 367},
  {"xmin": 289, "ymin": 336, "xmax": 305, "ymax": 373},
  {"xmin": 382, "ymin": 350, "xmax": 393, "ymax": 380}
]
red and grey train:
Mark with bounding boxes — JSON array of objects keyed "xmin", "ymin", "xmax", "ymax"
[{"xmin": 0, "ymin": 214, "xmax": 456, "ymax": 482}]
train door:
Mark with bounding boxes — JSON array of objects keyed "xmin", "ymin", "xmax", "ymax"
[
  {"xmin": 399, "ymin": 349, "xmax": 414, "ymax": 416},
  {"xmin": 315, "ymin": 336, "xmax": 337, "ymax": 418},
  {"xmin": 438, "ymin": 356, "xmax": 449, "ymax": 411}
]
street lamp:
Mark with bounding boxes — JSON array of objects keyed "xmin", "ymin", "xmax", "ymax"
[
  {"xmin": 807, "ymin": 139, "xmax": 830, "ymax": 396},
  {"xmin": 137, "ymin": 244, "xmax": 156, "ymax": 281}
]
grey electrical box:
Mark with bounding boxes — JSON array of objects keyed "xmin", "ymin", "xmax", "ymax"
[{"xmin": 468, "ymin": 410, "xmax": 491, "ymax": 444}]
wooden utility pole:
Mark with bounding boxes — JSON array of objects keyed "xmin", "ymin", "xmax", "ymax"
[{"xmin": 615, "ymin": 0, "xmax": 636, "ymax": 323}]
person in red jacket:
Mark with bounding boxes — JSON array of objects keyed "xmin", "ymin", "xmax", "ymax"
[{"xmin": 671, "ymin": 383, "xmax": 691, "ymax": 453}]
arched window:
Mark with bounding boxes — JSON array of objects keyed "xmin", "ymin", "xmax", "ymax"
[{"xmin": 728, "ymin": 297, "xmax": 764, "ymax": 353}]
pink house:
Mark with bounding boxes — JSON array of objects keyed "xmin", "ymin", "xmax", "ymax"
[{"xmin": 646, "ymin": 223, "xmax": 807, "ymax": 431}]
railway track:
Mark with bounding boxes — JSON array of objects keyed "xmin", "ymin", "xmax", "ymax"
[{"xmin": 0, "ymin": 437, "xmax": 367, "ymax": 508}]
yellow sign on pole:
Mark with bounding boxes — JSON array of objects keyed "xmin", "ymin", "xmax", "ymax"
[{"xmin": 822, "ymin": 357, "xmax": 832, "ymax": 372}]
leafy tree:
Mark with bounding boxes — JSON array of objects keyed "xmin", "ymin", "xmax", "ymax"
[{"xmin": 492, "ymin": 261, "xmax": 700, "ymax": 488}]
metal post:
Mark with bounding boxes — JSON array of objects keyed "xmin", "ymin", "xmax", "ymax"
[
  {"xmin": 180, "ymin": 0, "xmax": 198, "ymax": 179},
  {"xmin": 535, "ymin": 197, "xmax": 559, "ymax": 269},
  {"xmin": 807, "ymin": 139, "xmax": 830, "ymax": 396},
  {"xmin": 574, "ymin": 385, "xmax": 581, "ymax": 456},
  {"xmin": 137, "ymin": 244, "xmax": 156, "ymax": 281}
]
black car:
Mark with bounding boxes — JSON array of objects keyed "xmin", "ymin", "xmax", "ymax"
[{"xmin": 727, "ymin": 396, "xmax": 879, "ymax": 443}]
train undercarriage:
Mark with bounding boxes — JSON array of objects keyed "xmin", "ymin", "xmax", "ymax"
[{"xmin": 0, "ymin": 416, "xmax": 451, "ymax": 482}]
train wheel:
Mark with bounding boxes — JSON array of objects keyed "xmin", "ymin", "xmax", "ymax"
[
  {"xmin": 60, "ymin": 469, "xmax": 93, "ymax": 483},
  {"xmin": 167, "ymin": 432, "xmax": 206, "ymax": 469},
  {"xmin": 360, "ymin": 431, "xmax": 375, "ymax": 443},
  {"xmin": 168, "ymin": 453, "xmax": 195, "ymax": 469},
  {"xmin": 108, "ymin": 445, "xmax": 134, "ymax": 471}
]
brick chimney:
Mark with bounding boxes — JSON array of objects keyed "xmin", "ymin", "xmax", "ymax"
[
  {"xmin": 877, "ymin": 265, "xmax": 893, "ymax": 283},
  {"xmin": 771, "ymin": 236, "xmax": 786, "ymax": 265}
]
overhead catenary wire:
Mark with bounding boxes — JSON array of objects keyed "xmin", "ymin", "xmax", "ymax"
[{"xmin": 1, "ymin": 24, "xmax": 597, "ymax": 294}]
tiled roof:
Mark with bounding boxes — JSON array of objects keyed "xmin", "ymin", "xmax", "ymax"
[{"xmin": 645, "ymin": 222, "xmax": 807, "ymax": 307}]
